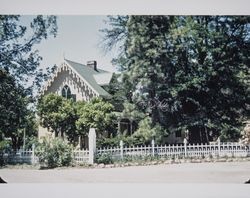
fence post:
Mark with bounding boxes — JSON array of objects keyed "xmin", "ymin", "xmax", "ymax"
[
  {"xmin": 120, "ymin": 140, "xmax": 124, "ymax": 160},
  {"xmin": 31, "ymin": 144, "xmax": 35, "ymax": 165},
  {"xmin": 88, "ymin": 128, "xmax": 96, "ymax": 165},
  {"xmin": 184, "ymin": 138, "xmax": 187, "ymax": 158},
  {"xmin": 217, "ymin": 137, "xmax": 221, "ymax": 157},
  {"xmin": 151, "ymin": 139, "xmax": 155, "ymax": 157},
  {"xmin": 248, "ymin": 144, "xmax": 250, "ymax": 157}
]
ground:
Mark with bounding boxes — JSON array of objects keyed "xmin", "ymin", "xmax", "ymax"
[{"xmin": 0, "ymin": 161, "xmax": 250, "ymax": 183}]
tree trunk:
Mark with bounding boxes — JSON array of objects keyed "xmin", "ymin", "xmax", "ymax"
[{"xmin": 11, "ymin": 135, "xmax": 18, "ymax": 151}]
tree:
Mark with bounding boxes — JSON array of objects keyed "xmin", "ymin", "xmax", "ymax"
[
  {"xmin": 0, "ymin": 15, "xmax": 57, "ymax": 92},
  {"xmin": 100, "ymin": 15, "xmax": 128, "ymax": 55},
  {"xmin": 103, "ymin": 15, "xmax": 176, "ymax": 129},
  {"xmin": 36, "ymin": 137, "xmax": 73, "ymax": 168},
  {"xmin": 133, "ymin": 116, "xmax": 167, "ymax": 145},
  {"xmin": 0, "ymin": 15, "xmax": 57, "ymax": 149},
  {"xmin": 164, "ymin": 16, "xmax": 250, "ymax": 142},
  {"xmin": 37, "ymin": 93, "xmax": 78, "ymax": 143},
  {"xmin": 0, "ymin": 69, "xmax": 37, "ymax": 149},
  {"xmin": 102, "ymin": 16, "xmax": 250, "ymax": 143},
  {"xmin": 76, "ymin": 97, "xmax": 116, "ymax": 138},
  {"xmin": 102, "ymin": 73, "xmax": 127, "ymax": 112}
]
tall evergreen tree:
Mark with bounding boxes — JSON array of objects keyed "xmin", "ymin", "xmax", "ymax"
[
  {"xmin": 102, "ymin": 16, "xmax": 250, "ymax": 143},
  {"xmin": 166, "ymin": 16, "xmax": 250, "ymax": 142}
]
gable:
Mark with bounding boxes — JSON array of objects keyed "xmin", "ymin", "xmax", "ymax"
[{"xmin": 40, "ymin": 59, "xmax": 113, "ymax": 101}]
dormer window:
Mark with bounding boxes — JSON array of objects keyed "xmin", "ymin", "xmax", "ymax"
[{"xmin": 62, "ymin": 85, "xmax": 71, "ymax": 99}]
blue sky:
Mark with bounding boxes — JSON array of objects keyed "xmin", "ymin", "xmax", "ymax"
[{"xmin": 23, "ymin": 15, "xmax": 117, "ymax": 73}]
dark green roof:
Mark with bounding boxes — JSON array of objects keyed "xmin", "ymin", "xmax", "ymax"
[{"xmin": 65, "ymin": 59, "xmax": 111, "ymax": 97}]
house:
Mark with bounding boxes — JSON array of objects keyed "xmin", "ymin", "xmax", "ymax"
[
  {"xmin": 38, "ymin": 58, "xmax": 113, "ymax": 141},
  {"xmin": 38, "ymin": 58, "xmax": 186, "ymax": 146}
]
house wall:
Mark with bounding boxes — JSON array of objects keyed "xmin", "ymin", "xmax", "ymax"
[
  {"xmin": 43, "ymin": 69, "xmax": 94, "ymax": 102},
  {"xmin": 38, "ymin": 69, "xmax": 94, "ymax": 141}
]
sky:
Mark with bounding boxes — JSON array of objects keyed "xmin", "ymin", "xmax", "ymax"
[{"xmin": 23, "ymin": 15, "xmax": 117, "ymax": 73}]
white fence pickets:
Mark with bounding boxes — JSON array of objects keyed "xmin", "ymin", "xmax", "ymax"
[
  {"xmin": 2, "ymin": 148, "xmax": 39, "ymax": 164},
  {"xmin": 95, "ymin": 142, "xmax": 249, "ymax": 160},
  {"xmin": 1, "ymin": 142, "xmax": 249, "ymax": 165},
  {"xmin": 73, "ymin": 149, "xmax": 89, "ymax": 163}
]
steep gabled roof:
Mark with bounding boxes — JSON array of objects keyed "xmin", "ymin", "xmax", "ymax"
[
  {"xmin": 64, "ymin": 59, "xmax": 112, "ymax": 97},
  {"xmin": 41, "ymin": 59, "xmax": 113, "ymax": 97}
]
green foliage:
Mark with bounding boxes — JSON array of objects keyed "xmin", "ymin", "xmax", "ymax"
[
  {"xmin": 38, "ymin": 94, "xmax": 117, "ymax": 144},
  {"xmin": 24, "ymin": 136, "xmax": 39, "ymax": 150},
  {"xmin": 102, "ymin": 16, "xmax": 250, "ymax": 143},
  {"xmin": 37, "ymin": 93, "xmax": 78, "ymax": 142},
  {"xmin": 97, "ymin": 136, "xmax": 121, "ymax": 148},
  {"xmin": 120, "ymin": 101, "xmax": 145, "ymax": 121},
  {"xmin": 76, "ymin": 97, "xmax": 116, "ymax": 138},
  {"xmin": 97, "ymin": 133, "xmax": 156, "ymax": 148},
  {"xmin": 103, "ymin": 73, "xmax": 127, "ymax": 112},
  {"xmin": 0, "ymin": 139, "xmax": 12, "ymax": 166},
  {"xmin": 0, "ymin": 15, "xmax": 57, "ymax": 149},
  {"xmin": 132, "ymin": 116, "xmax": 167, "ymax": 145},
  {"xmin": 0, "ymin": 69, "xmax": 37, "ymax": 149},
  {"xmin": 0, "ymin": 15, "xmax": 57, "ymax": 91},
  {"xmin": 36, "ymin": 138, "xmax": 73, "ymax": 168},
  {"xmin": 100, "ymin": 15, "xmax": 128, "ymax": 54},
  {"xmin": 95, "ymin": 153, "xmax": 113, "ymax": 164},
  {"xmin": 121, "ymin": 154, "xmax": 161, "ymax": 163}
]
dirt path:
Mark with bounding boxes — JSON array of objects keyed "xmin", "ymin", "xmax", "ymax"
[{"xmin": 0, "ymin": 161, "xmax": 250, "ymax": 183}]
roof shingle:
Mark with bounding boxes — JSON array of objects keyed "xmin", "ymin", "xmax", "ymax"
[{"xmin": 65, "ymin": 59, "xmax": 112, "ymax": 97}]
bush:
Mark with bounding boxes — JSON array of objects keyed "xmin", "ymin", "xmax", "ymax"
[
  {"xmin": 97, "ymin": 135, "xmax": 148, "ymax": 148},
  {"xmin": 0, "ymin": 140, "xmax": 12, "ymax": 166},
  {"xmin": 132, "ymin": 116, "xmax": 167, "ymax": 145},
  {"xmin": 24, "ymin": 136, "xmax": 40, "ymax": 150},
  {"xmin": 97, "ymin": 136, "xmax": 121, "ymax": 148},
  {"xmin": 95, "ymin": 153, "xmax": 113, "ymax": 164},
  {"xmin": 36, "ymin": 138, "xmax": 73, "ymax": 168}
]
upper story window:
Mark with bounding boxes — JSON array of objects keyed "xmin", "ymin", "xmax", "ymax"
[{"xmin": 62, "ymin": 85, "xmax": 71, "ymax": 99}]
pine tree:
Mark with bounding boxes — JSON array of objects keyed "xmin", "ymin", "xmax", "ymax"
[{"xmin": 102, "ymin": 16, "xmax": 250, "ymax": 143}]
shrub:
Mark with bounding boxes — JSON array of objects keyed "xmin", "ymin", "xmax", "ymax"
[
  {"xmin": 36, "ymin": 138, "xmax": 73, "ymax": 168},
  {"xmin": 97, "ymin": 136, "xmax": 121, "ymax": 148},
  {"xmin": 97, "ymin": 135, "xmax": 148, "ymax": 148},
  {"xmin": 95, "ymin": 152, "xmax": 113, "ymax": 164},
  {"xmin": 24, "ymin": 136, "xmax": 40, "ymax": 150},
  {"xmin": 0, "ymin": 140, "xmax": 12, "ymax": 166},
  {"xmin": 132, "ymin": 116, "xmax": 167, "ymax": 145}
]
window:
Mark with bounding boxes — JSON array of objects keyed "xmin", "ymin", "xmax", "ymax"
[{"xmin": 61, "ymin": 85, "xmax": 71, "ymax": 99}]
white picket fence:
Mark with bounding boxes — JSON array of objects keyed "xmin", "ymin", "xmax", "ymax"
[
  {"xmin": 96, "ymin": 141, "xmax": 250, "ymax": 160},
  {"xmin": 1, "ymin": 147, "xmax": 90, "ymax": 165},
  {"xmin": 1, "ymin": 142, "xmax": 249, "ymax": 165},
  {"xmin": 2, "ymin": 148, "xmax": 39, "ymax": 164},
  {"xmin": 73, "ymin": 149, "xmax": 89, "ymax": 163}
]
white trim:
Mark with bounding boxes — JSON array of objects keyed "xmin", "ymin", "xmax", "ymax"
[
  {"xmin": 64, "ymin": 61, "xmax": 100, "ymax": 97},
  {"xmin": 40, "ymin": 60, "xmax": 101, "ymax": 97}
]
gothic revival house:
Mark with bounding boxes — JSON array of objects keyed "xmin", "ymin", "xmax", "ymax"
[{"xmin": 38, "ymin": 58, "xmax": 113, "ymax": 139}]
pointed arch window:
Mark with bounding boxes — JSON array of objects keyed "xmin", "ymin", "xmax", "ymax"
[{"xmin": 62, "ymin": 85, "xmax": 71, "ymax": 99}]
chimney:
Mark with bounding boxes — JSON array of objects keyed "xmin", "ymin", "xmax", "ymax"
[{"xmin": 87, "ymin": 60, "xmax": 97, "ymax": 71}]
